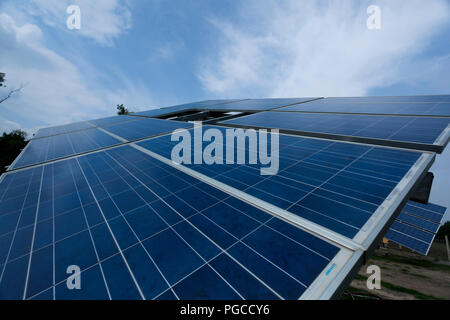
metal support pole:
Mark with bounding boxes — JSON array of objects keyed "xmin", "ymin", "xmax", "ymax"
[{"xmin": 445, "ymin": 235, "xmax": 450, "ymax": 262}]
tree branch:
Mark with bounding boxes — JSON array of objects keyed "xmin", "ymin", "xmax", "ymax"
[{"xmin": 0, "ymin": 83, "xmax": 26, "ymax": 104}]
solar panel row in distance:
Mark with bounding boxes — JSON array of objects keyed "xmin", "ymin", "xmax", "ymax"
[
  {"xmin": 313, "ymin": 95, "xmax": 450, "ymax": 103},
  {"xmin": 101, "ymin": 118, "xmax": 192, "ymax": 142},
  {"xmin": 33, "ymin": 115, "xmax": 140, "ymax": 140},
  {"xmin": 9, "ymin": 118, "xmax": 192, "ymax": 171},
  {"xmin": 87, "ymin": 115, "xmax": 140, "ymax": 127},
  {"xmin": 205, "ymin": 98, "xmax": 321, "ymax": 112},
  {"xmin": 33, "ymin": 121, "xmax": 95, "ymax": 140},
  {"xmin": 0, "ymin": 145, "xmax": 347, "ymax": 300},
  {"xmin": 221, "ymin": 111, "xmax": 450, "ymax": 153},
  {"xmin": 277, "ymin": 96, "xmax": 450, "ymax": 117},
  {"xmin": 138, "ymin": 126, "xmax": 433, "ymax": 244},
  {"xmin": 132, "ymin": 99, "xmax": 242, "ymax": 118},
  {"xmin": 9, "ymin": 129, "xmax": 122, "ymax": 171},
  {"xmin": 385, "ymin": 201, "xmax": 446, "ymax": 255}
]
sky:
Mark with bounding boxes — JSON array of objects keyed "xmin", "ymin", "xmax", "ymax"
[{"xmin": 0, "ymin": 0, "xmax": 449, "ymax": 221}]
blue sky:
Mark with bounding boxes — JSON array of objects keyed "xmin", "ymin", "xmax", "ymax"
[{"xmin": 0, "ymin": 0, "xmax": 449, "ymax": 221}]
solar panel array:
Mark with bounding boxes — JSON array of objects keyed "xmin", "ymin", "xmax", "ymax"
[
  {"xmin": 1, "ymin": 95, "xmax": 448, "ymax": 300},
  {"xmin": 385, "ymin": 201, "xmax": 446, "ymax": 255},
  {"xmin": 11, "ymin": 117, "xmax": 191, "ymax": 171},
  {"xmin": 132, "ymin": 98, "xmax": 321, "ymax": 118},
  {"xmin": 278, "ymin": 95, "xmax": 450, "ymax": 116},
  {"xmin": 222, "ymin": 111, "xmax": 450, "ymax": 152}
]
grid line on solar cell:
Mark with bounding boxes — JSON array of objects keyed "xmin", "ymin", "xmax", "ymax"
[
  {"xmin": 137, "ymin": 126, "xmax": 428, "ymax": 243},
  {"xmin": 221, "ymin": 111, "xmax": 450, "ymax": 152},
  {"xmin": 0, "ymin": 145, "xmax": 341, "ymax": 299}
]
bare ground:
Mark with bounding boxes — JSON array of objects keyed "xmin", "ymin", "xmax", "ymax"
[{"xmin": 344, "ymin": 243, "xmax": 450, "ymax": 300}]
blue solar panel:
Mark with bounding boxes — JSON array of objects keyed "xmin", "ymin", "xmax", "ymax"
[
  {"xmin": 404, "ymin": 201, "xmax": 447, "ymax": 218},
  {"xmin": 278, "ymin": 98, "xmax": 450, "ymax": 116},
  {"xmin": 0, "ymin": 145, "xmax": 341, "ymax": 299},
  {"xmin": 2, "ymin": 95, "xmax": 447, "ymax": 300},
  {"xmin": 396, "ymin": 212, "xmax": 440, "ymax": 233},
  {"xmin": 385, "ymin": 201, "xmax": 446, "ymax": 255},
  {"xmin": 103, "ymin": 118, "xmax": 192, "ymax": 141},
  {"xmin": 313, "ymin": 95, "xmax": 450, "ymax": 103},
  {"xmin": 33, "ymin": 121, "xmax": 94, "ymax": 140},
  {"xmin": 384, "ymin": 229, "xmax": 430, "ymax": 255},
  {"xmin": 131, "ymin": 107, "xmax": 195, "ymax": 118},
  {"xmin": 222, "ymin": 111, "xmax": 450, "ymax": 152},
  {"xmin": 206, "ymin": 98, "xmax": 320, "ymax": 111},
  {"xmin": 389, "ymin": 221, "xmax": 434, "ymax": 243},
  {"xmin": 138, "ymin": 126, "xmax": 428, "ymax": 239},
  {"xmin": 87, "ymin": 115, "xmax": 139, "ymax": 127},
  {"xmin": 33, "ymin": 116, "xmax": 142, "ymax": 140},
  {"xmin": 9, "ymin": 129, "xmax": 122, "ymax": 170},
  {"xmin": 133, "ymin": 100, "xmax": 241, "ymax": 118}
]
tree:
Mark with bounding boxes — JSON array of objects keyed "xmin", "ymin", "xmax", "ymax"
[
  {"xmin": 0, "ymin": 72, "xmax": 26, "ymax": 104},
  {"xmin": 436, "ymin": 221, "xmax": 450, "ymax": 241},
  {"xmin": 116, "ymin": 104, "xmax": 129, "ymax": 115},
  {"xmin": 0, "ymin": 130, "xmax": 28, "ymax": 175}
]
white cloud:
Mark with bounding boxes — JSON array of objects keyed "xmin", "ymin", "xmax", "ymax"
[
  {"xmin": 0, "ymin": 116, "xmax": 20, "ymax": 133},
  {"xmin": 198, "ymin": 0, "xmax": 450, "ymax": 97},
  {"xmin": 0, "ymin": 13, "xmax": 153, "ymax": 135},
  {"xmin": 23, "ymin": 0, "xmax": 132, "ymax": 46}
]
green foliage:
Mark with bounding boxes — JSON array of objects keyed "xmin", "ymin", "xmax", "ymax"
[
  {"xmin": 436, "ymin": 221, "xmax": 450, "ymax": 241},
  {"xmin": 0, "ymin": 130, "xmax": 28, "ymax": 175},
  {"xmin": 116, "ymin": 104, "xmax": 129, "ymax": 115}
]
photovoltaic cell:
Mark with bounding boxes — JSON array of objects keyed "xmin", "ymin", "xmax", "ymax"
[
  {"xmin": 385, "ymin": 201, "xmax": 446, "ymax": 255},
  {"xmin": 222, "ymin": 111, "xmax": 450, "ymax": 152},
  {"xmin": 0, "ymin": 145, "xmax": 341, "ymax": 300},
  {"xmin": 138, "ymin": 126, "xmax": 429, "ymax": 240}
]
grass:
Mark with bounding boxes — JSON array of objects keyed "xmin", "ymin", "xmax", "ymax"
[
  {"xmin": 353, "ymin": 274, "xmax": 442, "ymax": 300},
  {"xmin": 342, "ymin": 286, "xmax": 381, "ymax": 300},
  {"xmin": 380, "ymin": 281, "xmax": 442, "ymax": 300},
  {"xmin": 371, "ymin": 254, "xmax": 450, "ymax": 273}
]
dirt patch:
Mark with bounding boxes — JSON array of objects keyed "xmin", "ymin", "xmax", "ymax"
[{"xmin": 343, "ymin": 247, "xmax": 450, "ymax": 300}]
